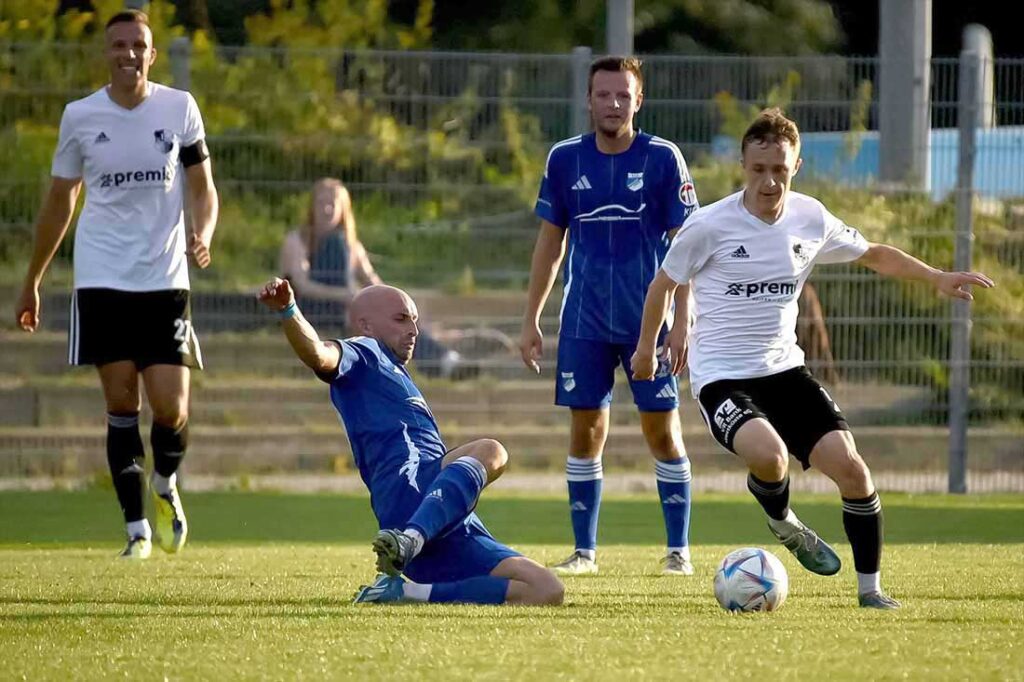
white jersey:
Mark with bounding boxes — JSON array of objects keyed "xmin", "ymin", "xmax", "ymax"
[
  {"xmin": 662, "ymin": 190, "xmax": 869, "ymax": 396},
  {"xmin": 51, "ymin": 83, "xmax": 206, "ymax": 291}
]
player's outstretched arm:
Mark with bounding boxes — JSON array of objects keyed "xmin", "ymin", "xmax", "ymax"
[
  {"xmin": 632, "ymin": 269, "xmax": 679, "ymax": 380},
  {"xmin": 519, "ymin": 220, "xmax": 567, "ymax": 373},
  {"xmin": 258, "ymin": 277, "xmax": 341, "ymax": 375},
  {"xmin": 185, "ymin": 159, "xmax": 219, "ymax": 269},
  {"xmin": 856, "ymin": 243, "xmax": 995, "ymax": 301},
  {"xmin": 16, "ymin": 176, "xmax": 82, "ymax": 332}
]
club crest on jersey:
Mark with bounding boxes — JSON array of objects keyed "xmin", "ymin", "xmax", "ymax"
[
  {"xmin": 627, "ymin": 172, "xmax": 644, "ymax": 192},
  {"xmin": 791, "ymin": 241, "xmax": 812, "ymax": 267},
  {"xmin": 679, "ymin": 180, "xmax": 697, "ymax": 207},
  {"xmin": 153, "ymin": 129, "xmax": 177, "ymax": 154}
]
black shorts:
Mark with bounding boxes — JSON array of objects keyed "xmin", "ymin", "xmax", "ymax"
[
  {"xmin": 696, "ymin": 366, "xmax": 848, "ymax": 469},
  {"xmin": 69, "ymin": 288, "xmax": 203, "ymax": 370}
]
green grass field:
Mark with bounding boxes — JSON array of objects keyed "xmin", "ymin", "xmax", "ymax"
[{"xmin": 1, "ymin": 491, "xmax": 1022, "ymax": 680}]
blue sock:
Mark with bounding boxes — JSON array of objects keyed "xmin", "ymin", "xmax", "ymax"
[
  {"xmin": 405, "ymin": 457, "xmax": 487, "ymax": 542},
  {"xmin": 428, "ymin": 576, "xmax": 510, "ymax": 604},
  {"xmin": 566, "ymin": 456, "xmax": 603, "ymax": 556},
  {"xmin": 655, "ymin": 457, "xmax": 692, "ymax": 555}
]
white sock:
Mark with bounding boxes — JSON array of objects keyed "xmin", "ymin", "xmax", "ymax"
[
  {"xmin": 576, "ymin": 548, "xmax": 596, "ymax": 561},
  {"xmin": 767, "ymin": 509, "xmax": 803, "ymax": 535},
  {"xmin": 126, "ymin": 519, "xmax": 151, "ymax": 540},
  {"xmin": 403, "ymin": 528, "xmax": 426, "ymax": 557},
  {"xmin": 402, "ymin": 581, "xmax": 432, "ymax": 602},
  {"xmin": 857, "ymin": 571, "xmax": 881, "ymax": 595},
  {"xmin": 151, "ymin": 472, "xmax": 175, "ymax": 496},
  {"xmin": 667, "ymin": 547, "xmax": 691, "ymax": 561}
]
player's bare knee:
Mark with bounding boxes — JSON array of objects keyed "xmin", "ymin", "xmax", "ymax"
[
  {"xmin": 475, "ymin": 438, "xmax": 508, "ymax": 477},
  {"xmin": 644, "ymin": 430, "xmax": 681, "ymax": 460},
  {"xmin": 531, "ymin": 571, "xmax": 565, "ymax": 606},
  {"xmin": 151, "ymin": 405, "xmax": 188, "ymax": 430},
  {"xmin": 543, "ymin": 576, "xmax": 566, "ymax": 606},
  {"xmin": 744, "ymin": 445, "xmax": 788, "ymax": 481},
  {"xmin": 834, "ymin": 452, "xmax": 873, "ymax": 496}
]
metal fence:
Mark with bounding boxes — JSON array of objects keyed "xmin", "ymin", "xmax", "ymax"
[{"xmin": 1, "ymin": 42, "xmax": 1021, "ymax": 491}]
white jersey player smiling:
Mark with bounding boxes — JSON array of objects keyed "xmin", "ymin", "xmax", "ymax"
[
  {"xmin": 16, "ymin": 9, "xmax": 219, "ymax": 561},
  {"xmin": 632, "ymin": 107, "xmax": 994, "ymax": 609},
  {"xmin": 664, "ymin": 188, "xmax": 870, "ymax": 396}
]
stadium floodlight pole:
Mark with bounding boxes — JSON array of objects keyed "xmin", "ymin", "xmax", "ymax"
[
  {"xmin": 606, "ymin": 0, "xmax": 634, "ymax": 56},
  {"xmin": 878, "ymin": 0, "xmax": 931, "ymax": 191},
  {"xmin": 963, "ymin": 25, "xmax": 995, "ymax": 129},
  {"xmin": 949, "ymin": 47, "xmax": 982, "ymax": 494},
  {"xmin": 170, "ymin": 36, "xmax": 192, "ymax": 92},
  {"xmin": 571, "ymin": 46, "xmax": 593, "ymax": 134}
]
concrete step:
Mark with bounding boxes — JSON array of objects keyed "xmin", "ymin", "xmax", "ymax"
[
  {"xmin": 0, "ymin": 424, "xmax": 1019, "ymax": 477},
  {"xmin": 0, "ymin": 330, "xmax": 557, "ymax": 380},
  {"xmin": 0, "ymin": 376, "xmax": 938, "ymax": 429}
]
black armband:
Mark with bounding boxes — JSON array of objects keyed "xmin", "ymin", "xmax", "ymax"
[{"xmin": 180, "ymin": 139, "xmax": 209, "ymax": 167}]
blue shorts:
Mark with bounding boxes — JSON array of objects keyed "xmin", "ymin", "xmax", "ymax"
[
  {"xmin": 555, "ymin": 336, "xmax": 679, "ymax": 411},
  {"xmin": 403, "ymin": 512, "xmax": 521, "ymax": 584},
  {"xmin": 372, "ymin": 457, "xmax": 521, "ymax": 584}
]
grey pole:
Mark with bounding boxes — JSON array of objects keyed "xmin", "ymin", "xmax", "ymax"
[
  {"xmin": 606, "ymin": 0, "xmax": 634, "ymax": 56},
  {"xmin": 169, "ymin": 36, "xmax": 192, "ymax": 92},
  {"xmin": 949, "ymin": 49, "xmax": 982, "ymax": 494},
  {"xmin": 963, "ymin": 24, "xmax": 995, "ymax": 128},
  {"xmin": 571, "ymin": 46, "xmax": 593, "ymax": 135},
  {"xmin": 878, "ymin": 0, "xmax": 932, "ymax": 190}
]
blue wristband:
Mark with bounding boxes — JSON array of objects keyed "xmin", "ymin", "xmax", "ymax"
[{"xmin": 278, "ymin": 301, "xmax": 298, "ymax": 320}]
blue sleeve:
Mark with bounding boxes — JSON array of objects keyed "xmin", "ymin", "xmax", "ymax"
[
  {"xmin": 535, "ymin": 146, "xmax": 569, "ymax": 228},
  {"xmin": 658, "ymin": 141, "xmax": 699, "ymax": 232},
  {"xmin": 319, "ymin": 336, "xmax": 377, "ymax": 384}
]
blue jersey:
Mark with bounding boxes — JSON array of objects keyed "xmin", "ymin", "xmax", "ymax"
[
  {"xmin": 324, "ymin": 336, "xmax": 447, "ymax": 527},
  {"xmin": 535, "ymin": 131, "xmax": 698, "ymax": 342}
]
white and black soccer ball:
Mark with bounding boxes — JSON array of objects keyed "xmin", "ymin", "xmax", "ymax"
[{"xmin": 713, "ymin": 547, "xmax": 789, "ymax": 613}]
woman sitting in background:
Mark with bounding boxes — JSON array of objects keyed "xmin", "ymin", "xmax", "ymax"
[{"xmin": 280, "ymin": 177, "xmax": 470, "ymax": 379}]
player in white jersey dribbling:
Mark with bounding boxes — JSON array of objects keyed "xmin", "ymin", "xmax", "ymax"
[
  {"xmin": 15, "ymin": 10, "xmax": 219, "ymax": 559},
  {"xmin": 632, "ymin": 108, "xmax": 994, "ymax": 609}
]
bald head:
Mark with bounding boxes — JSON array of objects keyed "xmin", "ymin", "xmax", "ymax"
[{"xmin": 349, "ymin": 285, "xmax": 420, "ymax": 363}]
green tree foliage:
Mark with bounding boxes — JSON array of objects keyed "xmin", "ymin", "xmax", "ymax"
[{"xmin": 429, "ymin": 0, "xmax": 843, "ymax": 55}]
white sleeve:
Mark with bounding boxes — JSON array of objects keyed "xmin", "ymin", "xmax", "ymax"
[
  {"xmin": 182, "ymin": 92, "xmax": 206, "ymax": 146},
  {"xmin": 661, "ymin": 216, "xmax": 712, "ymax": 284},
  {"xmin": 816, "ymin": 206, "xmax": 869, "ymax": 264},
  {"xmin": 50, "ymin": 107, "xmax": 83, "ymax": 179}
]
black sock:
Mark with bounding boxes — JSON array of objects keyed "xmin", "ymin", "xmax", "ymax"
[
  {"xmin": 107, "ymin": 412, "xmax": 145, "ymax": 523},
  {"xmin": 151, "ymin": 421, "xmax": 188, "ymax": 478},
  {"xmin": 842, "ymin": 492, "xmax": 883, "ymax": 573},
  {"xmin": 747, "ymin": 473, "xmax": 791, "ymax": 521}
]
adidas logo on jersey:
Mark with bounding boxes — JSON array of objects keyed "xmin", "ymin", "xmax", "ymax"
[
  {"xmin": 428, "ymin": 489, "xmax": 444, "ymax": 501},
  {"xmin": 570, "ymin": 501, "xmax": 588, "ymax": 511},
  {"xmin": 662, "ymin": 494, "xmax": 688, "ymax": 505},
  {"xmin": 730, "ymin": 245, "xmax": 750, "ymax": 258},
  {"xmin": 655, "ymin": 385, "xmax": 676, "ymax": 400},
  {"xmin": 571, "ymin": 175, "xmax": 592, "ymax": 191},
  {"xmin": 94, "ymin": 132, "xmax": 110, "ymax": 144}
]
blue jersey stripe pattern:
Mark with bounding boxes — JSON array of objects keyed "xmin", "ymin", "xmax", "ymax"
[
  {"xmin": 326, "ymin": 337, "xmax": 447, "ymax": 529},
  {"xmin": 535, "ymin": 132, "xmax": 698, "ymax": 342}
]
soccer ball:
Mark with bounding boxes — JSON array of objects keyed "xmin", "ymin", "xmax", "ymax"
[{"xmin": 713, "ymin": 547, "xmax": 789, "ymax": 613}]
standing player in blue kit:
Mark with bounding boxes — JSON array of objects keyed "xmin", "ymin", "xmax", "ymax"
[{"xmin": 519, "ymin": 56, "xmax": 700, "ymax": 575}]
